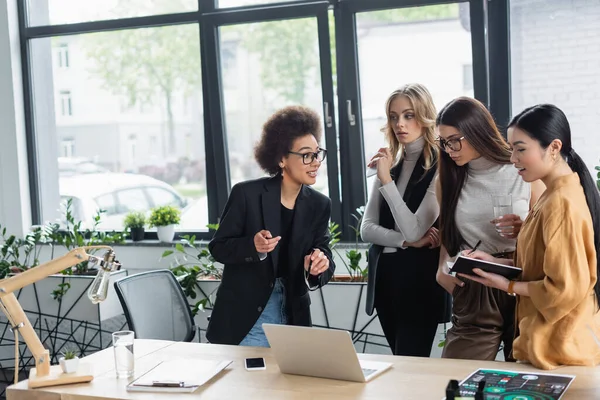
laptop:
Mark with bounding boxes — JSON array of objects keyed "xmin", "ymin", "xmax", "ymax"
[{"xmin": 263, "ymin": 324, "xmax": 392, "ymax": 383}]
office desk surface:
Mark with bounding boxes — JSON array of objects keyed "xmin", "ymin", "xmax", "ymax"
[{"xmin": 7, "ymin": 339, "xmax": 600, "ymax": 399}]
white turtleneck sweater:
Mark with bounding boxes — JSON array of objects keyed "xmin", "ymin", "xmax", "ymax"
[
  {"xmin": 455, "ymin": 156, "xmax": 530, "ymax": 255},
  {"xmin": 361, "ymin": 136, "xmax": 439, "ymax": 253}
]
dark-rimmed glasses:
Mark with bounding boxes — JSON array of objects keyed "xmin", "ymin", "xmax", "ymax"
[
  {"xmin": 288, "ymin": 148, "xmax": 327, "ymax": 165},
  {"xmin": 437, "ymin": 136, "xmax": 465, "ymax": 152}
]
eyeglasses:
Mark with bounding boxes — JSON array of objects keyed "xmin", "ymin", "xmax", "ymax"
[
  {"xmin": 437, "ymin": 136, "xmax": 465, "ymax": 152},
  {"xmin": 288, "ymin": 148, "xmax": 327, "ymax": 165}
]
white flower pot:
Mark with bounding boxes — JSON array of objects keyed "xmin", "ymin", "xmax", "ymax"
[
  {"xmin": 59, "ymin": 356, "xmax": 80, "ymax": 374},
  {"xmin": 157, "ymin": 225, "xmax": 176, "ymax": 242}
]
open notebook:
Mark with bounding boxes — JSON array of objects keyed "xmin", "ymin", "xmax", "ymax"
[{"xmin": 127, "ymin": 358, "xmax": 232, "ymax": 393}]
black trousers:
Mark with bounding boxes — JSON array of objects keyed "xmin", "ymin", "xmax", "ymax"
[{"xmin": 374, "ymin": 251, "xmax": 441, "ymax": 357}]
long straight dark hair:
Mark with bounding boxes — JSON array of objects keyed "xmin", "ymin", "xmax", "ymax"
[
  {"xmin": 509, "ymin": 104, "xmax": 600, "ymax": 304},
  {"xmin": 436, "ymin": 97, "xmax": 512, "ymax": 256}
]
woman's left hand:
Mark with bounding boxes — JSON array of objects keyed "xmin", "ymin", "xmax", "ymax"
[
  {"xmin": 458, "ymin": 268, "xmax": 509, "ymax": 291},
  {"xmin": 304, "ymin": 249, "xmax": 329, "ymax": 276},
  {"xmin": 491, "ymin": 214, "xmax": 523, "ymax": 239}
]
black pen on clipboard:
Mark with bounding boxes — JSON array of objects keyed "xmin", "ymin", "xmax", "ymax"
[{"xmin": 467, "ymin": 240, "xmax": 482, "ymax": 255}]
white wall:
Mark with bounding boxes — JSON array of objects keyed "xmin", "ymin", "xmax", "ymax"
[{"xmin": 0, "ymin": 0, "xmax": 32, "ymax": 238}]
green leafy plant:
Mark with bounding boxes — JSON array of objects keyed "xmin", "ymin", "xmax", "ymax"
[
  {"xmin": 329, "ymin": 206, "xmax": 368, "ymax": 282},
  {"xmin": 123, "ymin": 211, "xmax": 146, "ymax": 229},
  {"xmin": 61, "ymin": 348, "xmax": 78, "ymax": 360},
  {"xmin": 0, "ymin": 223, "xmax": 58, "ymax": 278},
  {"xmin": 163, "ymin": 228, "xmax": 223, "ymax": 316},
  {"xmin": 149, "ymin": 205, "xmax": 181, "ymax": 227},
  {"xmin": 50, "ymin": 198, "xmax": 126, "ymax": 299}
]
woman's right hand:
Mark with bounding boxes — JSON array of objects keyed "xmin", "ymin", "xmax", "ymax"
[
  {"xmin": 367, "ymin": 147, "xmax": 388, "ymax": 168},
  {"xmin": 254, "ymin": 230, "xmax": 281, "ymax": 253},
  {"xmin": 461, "ymin": 249, "xmax": 495, "ymax": 262},
  {"xmin": 436, "ymin": 266, "xmax": 465, "ymax": 295}
]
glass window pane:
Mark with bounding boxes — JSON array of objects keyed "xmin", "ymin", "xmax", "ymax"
[
  {"xmin": 220, "ymin": 18, "xmax": 330, "ymax": 196},
  {"xmin": 30, "ymin": 25, "xmax": 208, "ymax": 232},
  {"xmin": 95, "ymin": 193, "xmax": 118, "ymax": 215},
  {"xmin": 355, "ymin": 3, "xmax": 473, "ymax": 197},
  {"xmin": 28, "ymin": 0, "xmax": 198, "ymax": 27},
  {"xmin": 218, "ymin": 0, "xmax": 295, "ymax": 8},
  {"xmin": 146, "ymin": 187, "xmax": 184, "ymax": 208},
  {"xmin": 510, "ymin": 0, "xmax": 600, "ymax": 177},
  {"xmin": 116, "ymin": 188, "xmax": 150, "ymax": 213}
]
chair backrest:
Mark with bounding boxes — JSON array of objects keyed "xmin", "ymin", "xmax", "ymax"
[{"xmin": 114, "ymin": 269, "xmax": 196, "ymax": 342}]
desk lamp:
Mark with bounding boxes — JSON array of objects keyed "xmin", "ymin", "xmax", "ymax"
[{"xmin": 0, "ymin": 246, "xmax": 120, "ymax": 388}]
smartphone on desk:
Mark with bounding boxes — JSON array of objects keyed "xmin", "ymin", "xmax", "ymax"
[{"xmin": 245, "ymin": 357, "xmax": 266, "ymax": 371}]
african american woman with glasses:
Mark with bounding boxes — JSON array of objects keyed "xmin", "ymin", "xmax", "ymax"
[
  {"xmin": 360, "ymin": 83, "xmax": 451, "ymax": 357},
  {"xmin": 206, "ymin": 105, "xmax": 335, "ymax": 347},
  {"xmin": 435, "ymin": 97, "xmax": 544, "ymax": 361}
]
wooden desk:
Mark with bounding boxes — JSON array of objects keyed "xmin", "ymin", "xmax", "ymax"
[{"xmin": 7, "ymin": 339, "xmax": 600, "ymax": 399}]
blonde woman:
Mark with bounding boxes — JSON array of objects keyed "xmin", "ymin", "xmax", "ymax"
[{"xmin": 361, "ymin": 84, "xmax": 450, "ymax": 356}]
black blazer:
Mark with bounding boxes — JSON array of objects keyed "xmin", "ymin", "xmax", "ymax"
[{"xmin": 206, "ymin": 175, "xmax": 335, "ymax": 345}]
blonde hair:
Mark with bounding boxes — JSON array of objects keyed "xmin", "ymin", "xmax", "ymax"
[{"xmin": 381, "ymin": 83, "xmax": 439, "ymax": 170}]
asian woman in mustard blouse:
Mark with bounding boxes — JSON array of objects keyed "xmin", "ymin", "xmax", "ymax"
[{"xmin": 461, "ymin": 104, "xmax": 600, "ymax": 370}]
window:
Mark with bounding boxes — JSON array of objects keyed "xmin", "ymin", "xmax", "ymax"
[
  {"xmin": 220, "ymin": 18, "xmax": 330, "ymax": 196},
  {"xmin": 510, "ymin": 0, "xmax": 600, "ymax": 177},
  {"xmin": 463, "ymin": 63, "xmax": 473, "ymax": 92},
  {"xmin": 30, "ymin": 24, "xmax": 209, "ymax": 232},
  {"xmin": 355, "ymin": 4, "xmax": 473, "ymax": 197},
  {"xmin": 59, "ymin": 90, "xmax": 72, "ymax": 116},
  {"xmin": 28, "ymin": 0, "xmax": 198, "ymax": 26},
  {"xmin": 57, "ymin": 43, "xmax": 69, "ymax": 68}
]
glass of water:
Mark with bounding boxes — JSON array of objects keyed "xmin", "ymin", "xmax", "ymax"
[
  {"xmin": 113, "ymin": 330, "xmax": 134, "ymax": 378},
  {"xmin": 492, "ymin": 194, "xmax": 513, "ymax": 235}
]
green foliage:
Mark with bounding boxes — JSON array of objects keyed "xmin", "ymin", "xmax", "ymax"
[
  {"xmin": 50, "ymin": 198, "xmax": 126, "ymax": 300},
  {"xmin": 61, "ymin": 348, "xmax": 78, "ymax": 360},
  {"xmin": 123, "ymin": 211, "xmax": 146, "ymax": 229},
  {"xmin": 0, "ymin": 223, "xmax": 58, "ymax": 278},
  {"xmin": 149, "ymin": 205, "xmax": 181, "ymax": 227},
  {"xmin": 163, "ymin": 230, "xmax": 223, "ymax": 316},
  {"xmin": 329, "ymin": 206, "xmax": 368, "ymax": 282}
]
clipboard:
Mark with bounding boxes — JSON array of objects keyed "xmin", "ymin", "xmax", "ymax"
[
  {"xmin": 127, "ymin": 358, "xmax": 232, "ymax": 393},
  {"xmin": 449, "ymin": 255, "xmax": 522, "ymax": 280}
]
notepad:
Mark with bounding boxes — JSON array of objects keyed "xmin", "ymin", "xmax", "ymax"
[
  {"xmin": 449, "ymin": 255, "xmax": 522, "ymax": 279},
  {"xmin": 127, "ymin": 358, "xmax": 232, "ymax": 393}
]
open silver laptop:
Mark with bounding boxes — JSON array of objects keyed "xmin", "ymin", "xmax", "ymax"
[{"xmin": 263, "ymin": 324, "xmax": 392, "ymax": 383}]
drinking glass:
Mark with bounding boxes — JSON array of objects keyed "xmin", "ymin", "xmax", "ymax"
[
  {"xmin": 492, "ymin": 195, "xmax": 513, "ymax": 236},
  {"xmin": 113, "ymin": 330, "xmax": 134, "ymax": 378}
]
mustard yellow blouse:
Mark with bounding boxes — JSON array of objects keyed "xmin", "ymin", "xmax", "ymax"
[{"xmin": 513, "ymin": 173, "xmax": 600, "ymax": 369}]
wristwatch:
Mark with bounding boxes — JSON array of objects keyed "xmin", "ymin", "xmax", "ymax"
[{"xmin": 507, "ymin": 280, "xmax": 517, "ymax": 297}]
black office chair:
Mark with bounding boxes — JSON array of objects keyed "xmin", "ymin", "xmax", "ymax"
[{"xmin": 114, "ymin": 269, "xmax": 197, "ymax": 342}]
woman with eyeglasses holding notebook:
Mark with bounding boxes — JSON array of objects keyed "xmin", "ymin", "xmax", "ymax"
[
  {"xmin": 207, "ymin": 106, "xmax": 335, "ymax": 347},
  {"xmin": 360, "ymin": 84, "xmax": 450, "ymax": 357},
  {"xmin": 461, "ymin": 104, "xmax": 600, "ymax": 370},
  {"xmin": 435, "ymin": 97, "xmax": 543, "ymax": 361}
]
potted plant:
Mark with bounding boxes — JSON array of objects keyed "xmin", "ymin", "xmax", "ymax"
[
  {"xmin": 149, "ymin": 205, "xmax": 181, "ymax": 242},
  {"xmin": 59, "ymin": 349, "xmax": 80, "ymax": 373},
  {"xmin": 124, "ymin": 211, "xmax": 146, "ymax": 242}
]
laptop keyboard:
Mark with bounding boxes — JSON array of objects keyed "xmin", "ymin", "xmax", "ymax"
[{"xmin": 362, "ymin": 368, "xmax": 377, "ymax": 378}]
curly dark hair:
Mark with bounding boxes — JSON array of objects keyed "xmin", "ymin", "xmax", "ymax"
[{"xmin": 254, "ymin": 105, "xmax": 323, "ymax": 176}]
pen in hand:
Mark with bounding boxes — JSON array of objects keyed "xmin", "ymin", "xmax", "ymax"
[{"xmin": 468, "ymin": 240, "xmax": 482, "ymax": 255}]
